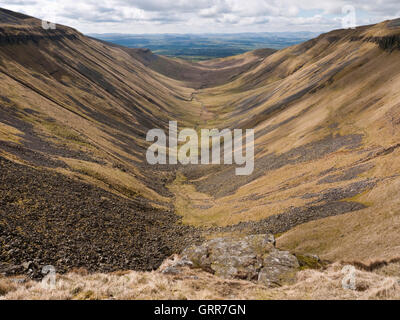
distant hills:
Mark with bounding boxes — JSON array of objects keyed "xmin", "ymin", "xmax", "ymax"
[{"xmin": 89, "ymin": 32, "xmax": 320, "ymax": 61}]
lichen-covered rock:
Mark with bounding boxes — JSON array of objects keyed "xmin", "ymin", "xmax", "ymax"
[
  {"xmin": 182, "ymin": 234, "xmax": 300, "ymax": 286},
  {"xmin": 258, "ymin": 250, "xmax": 300, "ymax": 287}
]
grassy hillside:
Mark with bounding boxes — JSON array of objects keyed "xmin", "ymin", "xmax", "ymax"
[
  {"xmin": 0, "ymin": 7, "xmax": 400, "ymax": 286},
  {"xmin": 174, "ymin": 19, "xmax": 400, "ymax": 265}
]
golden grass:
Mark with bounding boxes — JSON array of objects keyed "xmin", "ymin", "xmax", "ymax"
[
  {"xmin": 277, "ymin": 173, "xmax": 400, "ymax": 263},
  {"xmin": 259, "ymin": 263, "xmax": 400, "ymax": 300},
  {"xmin": 1, "ymin": 262, "xmax": 399, "ymax": 300},
  {"xmin": 40, "ymin": 120, "xmax": 90, "ymax": 147},
  {"xmin": 63, "ymin": 158, "xmax": 169, "ymax": 203},
  {"xmin": 0, "ymin": 122, "xmax": 23, "ymax": 143},
  {"xmin": 166, "ymin": 38, "xmax": 400, "ymax": 268},
  {"xmin": 0, "ymin": 268, "xmax": 261, "ymax": 300},
  {"xmin": 168, "ymin": 173, "xmax": 219, "ymax": 226},
  {"xmin": 0, "ymin": 278, "xmax": 17, "ymax": 296}
]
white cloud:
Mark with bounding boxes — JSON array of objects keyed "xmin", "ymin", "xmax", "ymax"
[{"xmin": 0, "ymin": 0, "xmax": 399, "ymax": 33}]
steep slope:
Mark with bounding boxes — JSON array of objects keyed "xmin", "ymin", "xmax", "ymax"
[
  {"xmin": 0, "ymin": 8, "xmax": 204, "ymax": 275},
  {"xmin": 0, "ymin": 8, "xmax": 194, "ymax": 198},
  {"xmin": 95, "ymin": 37, "xmax": 276, "ymax": 89},
  {"xmin": 123, "ymin": 47, "xmax": 276, "ymax": 89},
  {"xmin": 173, "ymin": 19, "xmax": 400, "ymax": 264}
]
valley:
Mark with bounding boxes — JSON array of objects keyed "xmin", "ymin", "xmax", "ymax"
[
  {"xmin": 90, "ymin": 32, "xmax": 318, "ymax": 61},
  {"xmin": 0, "ymin": 7, "xmax": 400, "ymax": 299}
]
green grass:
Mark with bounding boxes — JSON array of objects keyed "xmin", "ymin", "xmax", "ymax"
[{"xmin": 41, "ymin": 121, "xmax": 90, "ymax": 146}]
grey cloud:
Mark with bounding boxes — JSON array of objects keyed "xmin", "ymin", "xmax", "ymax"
[{"xmin": 1, "ymin": 0, "xmax": 399, "ymax": 33}]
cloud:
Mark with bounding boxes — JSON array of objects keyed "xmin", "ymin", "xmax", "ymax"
[{"xmin": 0, "ymin": 0, "xmax": 399, "ymax": 33}]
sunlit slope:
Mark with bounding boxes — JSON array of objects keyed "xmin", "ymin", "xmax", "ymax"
[
  {"xmin": 0, "ymin": 8, "xmax": 205, "ymax": 273},
  {"xmin": 1, "ymin": 6, "xmax": 400, "ymax": 269},
  {"xmin": 114, "ymin": 46, "xmax": 275, "ymax": 89},
  {"xmin": 0, "ymin": 8, "xmax": 204, "ymax": 204},
  {"xmin": 176, "ymin": 19, "xmax": 400, "ymax": 263}
]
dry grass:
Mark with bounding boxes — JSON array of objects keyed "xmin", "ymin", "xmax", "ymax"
[
  {"xmin": 0, "ymin": 122, "xmax": 23, "ymax": 143},
  {"xmin": 262, "ymin": 263, "xmax": 400, "ymax": 300},
  {"xmin": 0, "ymin": 268, "xmax": 261, "ymax": 300},
  {"xmin": 0, "ymin": 278, "xmax": 17, "ymax": 296},
  {"xmin": 39, "ymin": 120, "xmax": 92, "ymax": 148},
  {"xmin": 167, "ymin": 40, "xmax": 400, "ymax": 266},
  {"xmin": 63, "ymin": 158, "xmax": 168, "ymax": 203},
  {"xmin": 278, "ymin": 172, "xmax": 400, "ymax": 263},
  {"xmin": 1, "ymin": 262, "xmax": 399, "ymax": 300}
]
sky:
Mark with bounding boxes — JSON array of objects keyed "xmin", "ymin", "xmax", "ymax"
[{"xmin": 1, "ymin": 0, "xmax": 399, "ymax": 34}]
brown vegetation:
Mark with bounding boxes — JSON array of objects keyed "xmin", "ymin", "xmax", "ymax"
[
  {"xmin": 1, "ymin": 8, "xmax": 400, "ymax": 299},
  {"xmin": 1, "ymin": 261, "xmax": 399, "ymax": 300}
]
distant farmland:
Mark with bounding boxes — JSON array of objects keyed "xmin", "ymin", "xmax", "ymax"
[{"xmin": 89, "ymin": 32, "xmax": 319, "ymax": 61}]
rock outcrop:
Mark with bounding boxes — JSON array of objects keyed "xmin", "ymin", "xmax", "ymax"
[{"xmin": 181, "ymin": 234, "xmax": 300, "ymax": 287}]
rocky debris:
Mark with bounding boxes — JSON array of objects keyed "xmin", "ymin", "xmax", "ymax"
[
  {"xmin": 161, "ymin": 266, "xmax": 182, "ymax": 275},
  {"xmin": 0, "ymin": 261, "xmax": 42, "ymax": 279},
  {"xmin": 217, "ymin": 201, "xmax": 366, "ymax": 236},
  {"xmin": 181, "ymin": 234, "xmax": 301, "ymax": 287},
  {"xmin": 0, "ymin": 263, "xmax": 24, "ymax": 277},
  {"xmin": 317, "ymin": 163, "xmax": 374, "ymax": 185},
  {"xmin": 212, "ymin": 179, "xmax": 377, "ymax": 236},
  {"xmin": 303, "ymin": 179, "xmax": 378, "ymax": 203},
  {"xmin": 371, "ymin": 36, "xmax": 400, "ymax": 51},
  {"xmin": 351, "ymin": 34, "xmax": 400, "ymax": 52},
  {"xmin": 188, "ymin": 134, "xmax": 363, "ymax": 198},
  {"xmin": 0, "ymin": 107, "xmax": 100, "ymax": 167},
  {"xmin": 0, "ymin": 156, "xmax": 201, "ymax": 279}
]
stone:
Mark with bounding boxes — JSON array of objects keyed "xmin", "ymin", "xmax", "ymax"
[
  {"xmin": 183, "ymin": 234, "xmax": 275, "ymax": 280},
  {"xmin": 183, "ymin": 234, "xmax": 300, "ymax": 286},
  {"xmin": 265, "ymin": 234, "xmax": 276, "ymax": 247},
  {"xmin": 22, "ymin": 261, "xmax": 33, "ymax": 270},
  {"xmin": 258, "ymin": 250, "xmax": 300, "ymax": 287},
  {"xmin": 174, "ymin": 258, "xmax": 193, "ymax": 268},
  {"xmin": 162, "ymin": 266, "xmax": 182, "ymax": 275},
  {"xmin": 158, "ymin": 255, "xmax": 193, "ymax": 275}
]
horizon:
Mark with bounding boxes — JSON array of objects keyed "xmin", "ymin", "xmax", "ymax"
[
  {"xmin": 89, "ymin": 30, "xmax": 318, "ymax": 60},
  {"xmin": 87, "ymin": 31, "xmax": 321, "ymax": 36}
]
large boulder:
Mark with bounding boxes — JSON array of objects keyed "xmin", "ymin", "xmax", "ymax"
[{"xmin": 182, "ymin": 234, "xmax": 300, "ymax": 287}]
